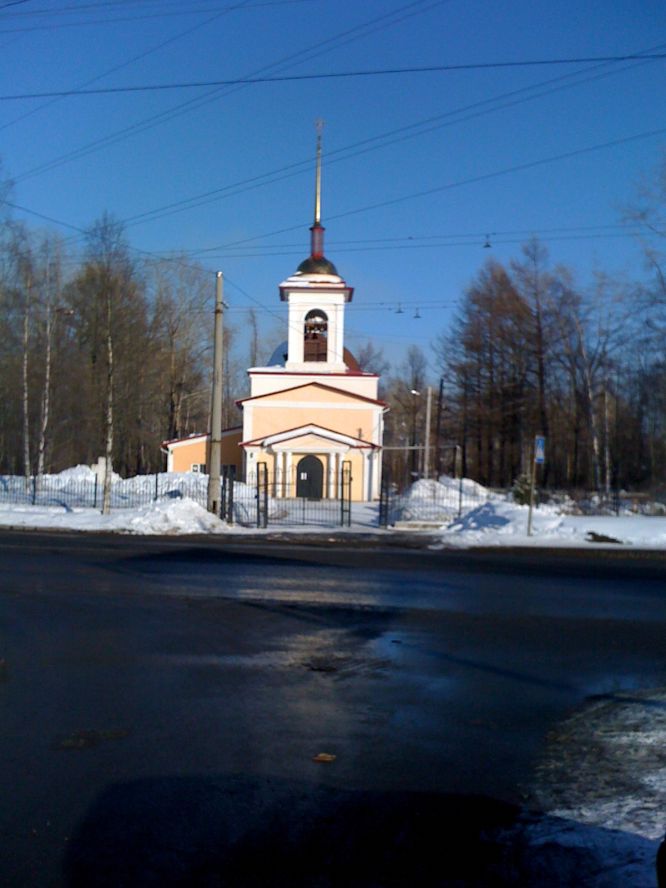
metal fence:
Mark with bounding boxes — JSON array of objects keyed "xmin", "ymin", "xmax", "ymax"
[
  {"xmin": 0, "ymin": 467, "xmax": 355, "ymax": 528},
  {"xmin": 379, "ymin": 475, "xmax": 491, "ymax": 527},
  {"xmin": 0, "ymin": 473, "xmax": 208, "ymax": 511},
  {"xmin": 377, "ymin": 474, "xmax": 666, "ymax": 527},
  {"xmin": 3, "ymin": 471, "xmax": 663, "ymax": 528},
  {"xmin": 254, "ymin": 460, "xmax": 353, "ymax": 528}
]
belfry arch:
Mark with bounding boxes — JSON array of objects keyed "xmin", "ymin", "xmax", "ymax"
[{"xmin": 303, "ymin": 309, "xmax": 328, "ymax": 362}]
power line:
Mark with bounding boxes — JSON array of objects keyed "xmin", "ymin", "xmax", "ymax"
[
  {"xmin": 206, "ymin": 222, "xmax": 651, "ymax": 248},
  {"xmin": 4, "ymin": 53, "xmax": 666, "ymax": 100},
  {"xmin": 2, "ymin": 197, "xmax": 301, "ymax": 339},
  {"xmin": 0, "ymin": 0, "xmax": 314, "ymax": 31},
  {"xmin": 114, "ymin": 44, "xmax": 665, "ymax": 233},
  {"xmin": 0, "ymin": 0, "xmax": 257, "ymax": 132},
  {"xmin": 185, "ymin": 223, "xmax": 652, "ymax": 258},
  {"xmin": 187, "ymin": 124, "xmax": 666, "ymax": 258},
  {"xmin": 13, "ymin": 0, "xmax": 449, "ymax": 182},
  {"xmin": 2, "ymin": 0, "xmax": 199, "ymax": 13},
  {"xmin": 2, "ymin": 0, "xmax": 308, "ymax": 14}
]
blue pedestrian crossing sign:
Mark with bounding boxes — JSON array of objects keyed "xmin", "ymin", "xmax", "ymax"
[{"xmin": 534, "ymin": 435, "xmax": 546, "ymax": 464}]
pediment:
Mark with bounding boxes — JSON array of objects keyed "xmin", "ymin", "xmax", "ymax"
[{"xmin": 241, "ymin": 423, "xmax": 376, "ymax": 450}]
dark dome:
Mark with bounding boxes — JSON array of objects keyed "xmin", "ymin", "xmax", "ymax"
[
  {"xmin": 266, "ymin": 340, "xmax": 361, "ymax": 372},
  {"xmin": 343, "ymin": 348, "xmax": 361, "ymax": 372},
  {"xmin": 297, "ymin": 255, "xmax": 338, "ymax": 276},
  {"xmin": 268, "ymin": 341, "xmax": 289, "ymax": 366}
]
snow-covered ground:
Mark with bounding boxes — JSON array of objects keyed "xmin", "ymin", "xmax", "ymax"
[
  {"xmin": 1, "ymin": 469, "xmax": 666, "ymax": 549},
  {"xmin": 435, "ymin": 498, "xmax": 666, "ymax": 549},
  {"xmin": 514, "ymin": 688, "xmax": 666, "ymax": 886}
]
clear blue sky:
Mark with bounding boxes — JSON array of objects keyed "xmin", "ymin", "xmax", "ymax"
[{"xmin": 2, "ymin": 0, "xmax": 666, "ymax": 374}]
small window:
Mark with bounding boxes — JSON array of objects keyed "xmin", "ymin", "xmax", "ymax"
[{"xmin": 191, "ymin": 464, "xmax": 199, "ymax": 473}]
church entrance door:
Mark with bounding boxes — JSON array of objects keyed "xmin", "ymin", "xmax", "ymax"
[{"xmin": 296, "ymin": 455, "xmax": 324, "ymax": 499}]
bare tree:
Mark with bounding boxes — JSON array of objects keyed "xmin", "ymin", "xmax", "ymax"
[{"xmin": 36, "ymin": 237, "xmax": 66, "ymax": 483}]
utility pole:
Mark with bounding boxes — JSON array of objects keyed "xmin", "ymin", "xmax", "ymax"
[
  {"xmin": 434, "ymin": 377, "xmax": 444, "ymax": 477},
  {"xmin": 527, "ymin": 434, "xmax": 546, "ymax": 536},
  {"xmin": 423, "ymin": 385, "xmax": 433, "ymax": 479},
  {"xmin": 207, "ymin": 271, "xmax": 224, "ymax": 515}
]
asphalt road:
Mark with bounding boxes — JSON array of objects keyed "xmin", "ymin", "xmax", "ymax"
[{"xmin": 1, "ymin": 531, "xmax": 665, "ymax": 886}]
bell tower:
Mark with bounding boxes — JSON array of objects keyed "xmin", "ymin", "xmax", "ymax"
[{"xmin": 280, "ymin": 121, "xmax": 353, "ymax": 373}]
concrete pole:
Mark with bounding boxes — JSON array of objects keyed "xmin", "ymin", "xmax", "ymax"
[
  {"xmin": 207, "ymin": 272, "xmax": 224, "ymax": 515},
  {"xmin": 527, "ymin": 441, "xmax": 537, "ymax": 536},
  {"xmin": 423, "ymin": 385, "xmax": 433, "ymax": 480}
]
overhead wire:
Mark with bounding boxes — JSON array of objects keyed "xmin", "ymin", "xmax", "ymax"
[
  {"xmin": 8, "ymin": 121, "xmax": 661, "ymax": 269},
  {"xmin": 3, "ymin": 0, "xmax": 459, "ymax": 344},
  {"xmin": 0, "ymin": 0, "xmax": 315, "ymax": 31},
  {"xmin": 5, "ymin": 28, "xmax": 663, "ymax": 341},
  {"xmin": 116, "ymin": 42, "xmax": 665, "ymax": 238},
  {"xmin": 0, "ymin": 0, "xmax": 258, "ymax": 132},
  {"xmin": 186, "ymin": 123, "xmax": 666, "ymax": 258},
  {"xmin": 4, "ymin": 53, "xmax": 666, "ymax": 99},
  {"xmin": 196, "ymin": 222, "xmax": 652, "ymax": 252},
  {"xmin": 13, "ymin": 0, "xmax": 451, "ymax": 182},
  {"xmin": 9, "ymin": 4, "xmax": 662, "ymax": 290}
]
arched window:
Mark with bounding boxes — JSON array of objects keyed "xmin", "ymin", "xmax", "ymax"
[{"xmin": 304, "ymin": 309, "xmax": 328, "ymax": 362}]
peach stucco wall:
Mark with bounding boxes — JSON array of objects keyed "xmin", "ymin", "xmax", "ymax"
[
  {"xmin": 259, "ymin": 384, "xmax": 371, "ymax": 405},
  {"xmin": 168, "ymin": 431, "xmax": 242, "ymax": 474},
  {"xmin": 249, "ymin": 371, "xmax": 379, "ymax": 401},
  {"xmin": 249, "ymin": 404, "xmax": 378, "ymax": 443},
  {"xmin": 170, "ymin": 439, "xmax": 207, "ymax": 473}
]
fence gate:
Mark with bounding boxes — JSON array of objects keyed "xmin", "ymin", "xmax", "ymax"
[
  {"xmin": 340, "ymin": 460, "xmax": 352, "ymax": 527},
  {"xmin": 257, "ymin": 462, "xmax": 269, "ymax": 528},
  {"xmin": 378, "ymin": 468, "xmax": 391, "ymax": 528},
  {"xmin": 255, "ymin": 460, "xmax": 352, "ymax": 527},
  {"xmin": 221, "ymin": 468, "xmax": 235, "ymax": 524}
]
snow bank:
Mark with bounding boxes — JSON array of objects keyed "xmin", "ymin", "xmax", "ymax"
[
  {"xmin": 435, "ymin": 499, "xmax": 666, "ymax": 548},
  {"xmin": 52, "ymin": 464, "xmax": 97, "ymax": 482},
  {"xmin": 394, "ymin": 476, "xmax": 493, "ymax": 523},
  {"xmin": 0, "ymin": 498, "xmax": 230, "ymax": 535},
  {"xmin": 441, "ymin": 500, "xmax": 567, "ymax": 544},
  {"xmin": 117, "ymin": 499, "xmax": 228, "ymax": 535},
  {"xmin": 437, "ymin": 474, "xmax": 489, "ymax": 499},
  {"xmin": 1, "ymin": 467, "xmax": 666, "ymax": 547}
]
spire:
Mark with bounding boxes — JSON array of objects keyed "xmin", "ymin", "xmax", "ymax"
[
  {"xmin": 310, "ymin": 118, "xmax": 324, "ymax": 260},
  {"xmin": 294, "ymin": 120, "xmax": 339, "ymax": 276}
]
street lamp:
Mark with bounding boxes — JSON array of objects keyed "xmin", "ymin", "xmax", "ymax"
[
  {"xmin": 207, "ymin": 271, "xmax": 224, "ymax": 516},
  {"xmin": 411, "ymin": 387, "xmax": 433, "ymax": 480}
]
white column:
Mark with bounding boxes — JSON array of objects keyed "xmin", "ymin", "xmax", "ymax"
[
  {"xmin": 365, "ymin": 451, "xmax": 373, "ymax": 501},
  {"xmin": 285, "ymin": 451, "xmax": 293, "ymax": 495},
  {"xmin": 334, "ymin": 452, "xmax": 340, "ymax": 497},
  {"xmin": 286, "ymin": 298, "xmax": 304, "ymax": 365}
]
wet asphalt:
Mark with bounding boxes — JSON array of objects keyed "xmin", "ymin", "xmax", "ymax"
[{"xmin": 1, "ymin": 530, "xmax": 665, "ymax": 886}]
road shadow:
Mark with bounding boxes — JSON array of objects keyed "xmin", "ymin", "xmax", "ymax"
[
  {"xmin": 62, "ymin": 774, "xmax": 659, "ymax": 887},
  {"xmin": 112, "ymin": 546, "xmax": 346, "ymax": 574}
]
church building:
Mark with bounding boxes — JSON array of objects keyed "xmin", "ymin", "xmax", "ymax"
[{"xmin": 163, "ymin": 134, "xmax": 386, "ymax": 501}]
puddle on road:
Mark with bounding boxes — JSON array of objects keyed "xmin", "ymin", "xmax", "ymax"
[{"xmin": 157, "ymin": 629, "xmax": 398, "ymax": 680}]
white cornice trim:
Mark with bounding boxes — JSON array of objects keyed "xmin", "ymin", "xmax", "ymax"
[{"xmin": 254, "ymin": 400, "xmax": 380, "ymax": 411}]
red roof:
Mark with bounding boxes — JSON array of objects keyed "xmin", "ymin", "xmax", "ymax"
[{"xmin": 236, "ymin": 381, "xmax": 386, "ymax": 408}]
